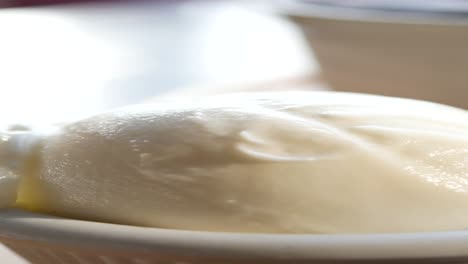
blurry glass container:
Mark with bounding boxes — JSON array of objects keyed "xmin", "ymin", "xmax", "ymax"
[{"xmin": 273, "ymin": 0, "xmax": 468, "ymax": 109}]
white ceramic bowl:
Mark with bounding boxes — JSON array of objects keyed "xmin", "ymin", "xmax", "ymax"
[
  {"xmin": 1, "ymin": 209, "xmax": 468, "ymax": 263},
  {"xmin": 276, "ymin": 0, "xmax": 468, "ymax": 109}
]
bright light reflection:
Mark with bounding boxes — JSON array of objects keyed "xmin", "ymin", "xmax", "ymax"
[
  {"xmin": 0, "ymin": 11, "xmax": 123, "ymax": 130},
  {"xmin": 194, "ymin": 4, "xmax": 316, "ymax": 85}
]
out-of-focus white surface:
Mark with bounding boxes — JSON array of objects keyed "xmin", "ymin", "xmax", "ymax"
[
  {"xmin": 0, "ymin": 0, "xmax": 315, "ymax": 129},
  {"xmin": 0, "ymin": 244, "xmax": 27, "ymax": 263}
]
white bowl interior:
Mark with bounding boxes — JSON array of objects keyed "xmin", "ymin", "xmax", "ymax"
[{"xmin": 0, "ymin": 209, "xmax": 468, "ymax": 261}]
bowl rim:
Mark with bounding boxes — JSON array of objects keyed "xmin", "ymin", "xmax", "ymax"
[
  {"xmin": 1, "ymin": 209, "xmax": 468, "ymax": 260},
  {"xmin": 266, "ymin": 0, "xmax": 468, "ymax": 26}
]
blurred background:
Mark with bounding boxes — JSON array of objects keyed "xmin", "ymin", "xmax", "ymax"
[
  {"xmin": 0, "ymin": 0, "xmax": 317, "ymax": 130},
  {"xmin": 1, "ymin": 0, "xmax": 467, "ymax": 131}
]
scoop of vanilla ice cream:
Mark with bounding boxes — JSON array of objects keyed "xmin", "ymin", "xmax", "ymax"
[{"xmin": 7, "ymin": 92, "xmax": 468, "ymax": 233}]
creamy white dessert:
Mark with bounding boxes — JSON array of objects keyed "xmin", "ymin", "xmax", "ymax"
[{"xmin": 1, "ymin": 92, "xmax": 467, "ymax": 233}]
